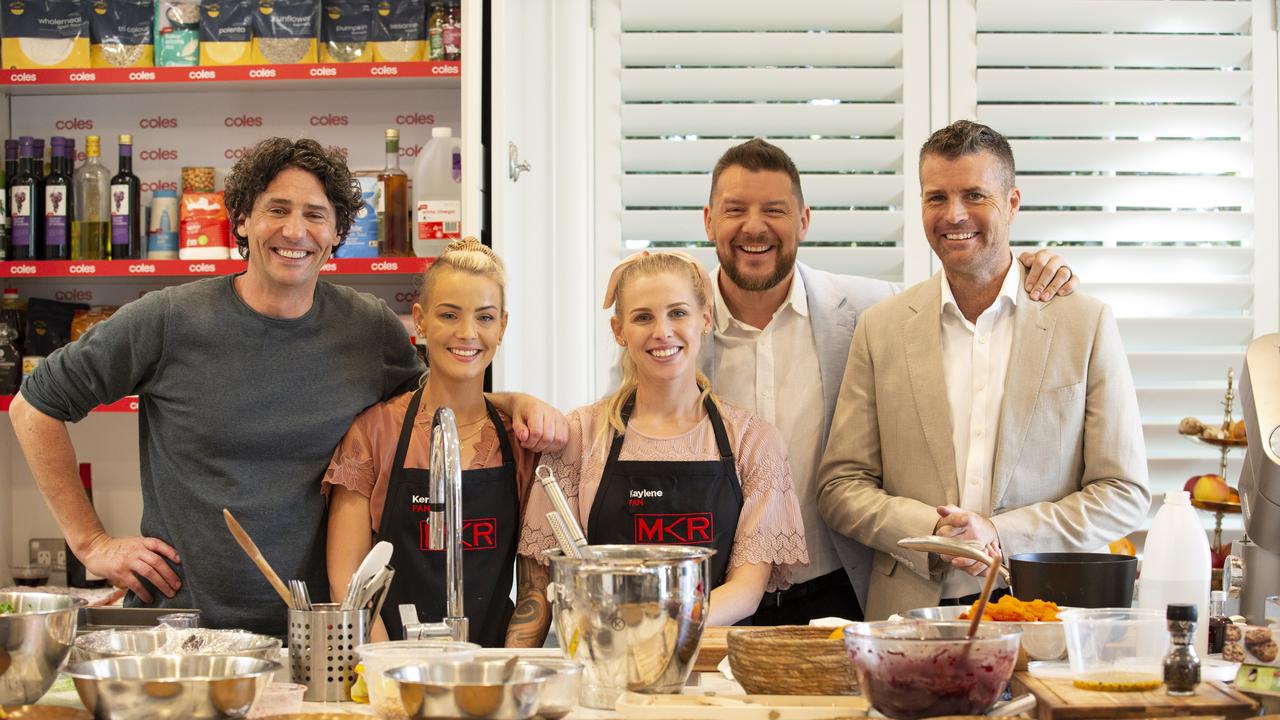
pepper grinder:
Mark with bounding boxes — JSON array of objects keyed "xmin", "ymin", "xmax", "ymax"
[{"xmin": 1164, "ymin": 603, "xmax": 1201, "ymax": 696}]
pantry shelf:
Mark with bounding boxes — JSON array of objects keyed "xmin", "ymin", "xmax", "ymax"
[
  {"xmin": 0, "ymin": 61, "xmax": 461, "ymax": 96},
  {"xmin": 0, "ymin": 257, "xmax": 434, "ymax": 279}
]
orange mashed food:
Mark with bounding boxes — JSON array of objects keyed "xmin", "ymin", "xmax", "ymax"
[{"xmin": 958, "ymin": 595, "xmax": 1061, "ymax": 622}]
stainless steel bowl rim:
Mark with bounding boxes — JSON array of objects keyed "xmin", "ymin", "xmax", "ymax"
[
  {"xmin": 545, "ymin": 544, "xmax": 715, "ymax": 571},
  {"xmin": 75, "ymin": 628, "xmax": 281, "ymax": 655},
  {"xmin": 844, "ymin": 620, "xmax": 1024, "ymax": 642},
  {"xmin": 1058, "ymin": 608, "xmax": 1164, "ymax": 621},
  {"xmin": 902, "ymin": 605, "xmax": 1078, "ymax": 623},
  {"xmin": 64, "ymin": 655, "xmax": 281, "ymax": 682},
  {"xmin": 383, "ymin": 661, "xmax": 553, "ymax": 686},
  {"xmin": 0, "ymin": 591, "xmax": 87, "ymax": 616}
]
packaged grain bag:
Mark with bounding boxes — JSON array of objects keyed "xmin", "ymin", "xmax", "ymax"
[
  {"xmin": 90, "ymin": 0, "xmax": 154, "ymax": 68},
  {"xmin": 336, "ymin": 175, "xmax": 379, "ymax": 257},
  {"xmin": 371, "ymin": 0, "xmax": 425, "ymax": 62},
  {"xmin": 252, "ymin": 0, "xmax": 320, "ymax": 65},
  {"xmin": 2, "ymin": 0, "xmax": 90, "ymax": 70},
  {"xmin": 320, "ymin": 0, "xmax": 372, "ymax": 63},
  {"xmin": 200, "ymin": 0, "xmax": 255, "ymax": 65},
  {"xmin": 155, "ymin": 0, "xmax": 200, "ymax": 66}
]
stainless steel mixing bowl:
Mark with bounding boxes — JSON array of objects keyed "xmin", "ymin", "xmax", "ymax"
[
  {"xmin": 384, "ymin": 659, "xmax": 551, "ymax": 720},
  {"xmin": 0, "ymin": 591, "xmax": 84, "ymax": 704},
  {"xmin": 73, "ymin": 628, "xmax": 281, "ymax": 663},
  {"xmin": 65, "ymin": 655, "xmax": 280, "ymax": 720},
  {"xmin": 547, "ymin": 545, "xmax": 713, "ymax": 710}
]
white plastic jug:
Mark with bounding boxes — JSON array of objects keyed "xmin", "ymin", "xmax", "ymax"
[
  {"xmin": 412, "ymin": 126, "xmax": 462, "ymax": 258},
  {"xmin": 1137, "ymin": 490, "xmax": 1211, "ymax": 653}
]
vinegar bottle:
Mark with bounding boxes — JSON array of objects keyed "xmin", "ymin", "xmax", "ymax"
[{"xmin": 378, "ymin": 129, "xmax": 410, "ymax": 257}]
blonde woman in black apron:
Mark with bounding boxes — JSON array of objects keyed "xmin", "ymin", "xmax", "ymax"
[
  {"xmin": 518, "ymin": 251, "xmax": 809, "ymax": 637},
  {"xmin": 324, "ymin": 238, "xmax": 543, "ymax": 647}
]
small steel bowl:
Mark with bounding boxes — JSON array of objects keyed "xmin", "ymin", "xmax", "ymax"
[
  {"xmin": 518, "ymin": 658, "xmax": 581, "ymax": 719},
  {"xmin": 65, "ymin": 655, "xmax": 280, "ymax": 720},
  {"xmin": 0, "ymin": 591, "xmax": 84, "ymax": 705},
  {"xmin": 73, "ymin": 628, "xmax": 281, "ymax": 663},
  {"xmin": 384, "ymin": 658, "xmax": 551, "ymax": 720}
]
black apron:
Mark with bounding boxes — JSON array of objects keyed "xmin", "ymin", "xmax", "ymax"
[
  {"xmin": 587, "ymin": 395, "xmax": 742, "ymax": 587},
  {"xmin": 376, "ymin": 389, "xmax": 518, "ymax": 647}
]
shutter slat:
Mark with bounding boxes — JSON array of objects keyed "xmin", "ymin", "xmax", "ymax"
[
  {"xmin": 1012, "ymin": 211, "xmax": 1251, "ymax": 244},
  {"xmin": 622, "ymin": 103, "xmax": 902, "ymax": 138},
  {"xmin": 976, "ymin": 0, "xmax": 1251, "ymax": 33},
  {"xmin": 977, "ymin": 69, "xmax": 1252, "ymax": 104},
  {"xmin": 1013, "ymin": 247, "xmax": 1253, "ymax": 281},
  {"xmin": 1129, "ymin": 352, "xmax": 1248, "ymax": 385},
  {"xmin": 624, "ymin": 173, "xmax": 902, "ymax": 208},
  {"xmin": 1118, "ymin": 318, "xmax": 1254, "ymax": 351},
  {"xmin": 622, "ymin": 68, "xmax": 903, "ymax": 102},
  {"xmin": 1012, "ymin": 140, "xmax": 1252, "ymax": 173},
  {"xmin": 624, "ymin": 209, "xmax": 902, "ymax": 245},
  {"xmin": 979, "ymin": 105, "xmax": 1252, "ymax": 139},
  {"xmin": 1088, "ymin": 283, "xmax": 1252, "ymax": 316},
  {"xmin": 1139, "ymin": 387, "xmax": 1246, "ymax": 420},
  {"xmin": 622, "ymin": 139, "xmax": 902, "ymax": 172},
  {"xmin": 680, "ymin": 246, "xmax": 904, "ymax": 281},
  {"xmin": 977, "ymin": 34, "xmax": 1252, "ymax": 69},
  {"xmin": 622, "ymin": 32, "xmax": 902, "ymax": 67},
  {"xmin": 622, "ymin": 0, "xmax": 903, "ymax": 32},
  {"xmin": 1016, "ymin": 176, "xmax": 1252, "ymax": 209}
]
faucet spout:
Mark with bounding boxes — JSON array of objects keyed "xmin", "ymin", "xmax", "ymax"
[{"xmin": 416, "ymin": 406, "xmax": 467, "ymax": 643}]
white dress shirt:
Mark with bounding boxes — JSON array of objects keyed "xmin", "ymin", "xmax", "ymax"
[
  {"xmin": 713, "ymin": 269, "xmax": 833, "ymax": 584},
  {"xmin": 938, "ymin": 253, "xmax": 1019, "ymax": 599}
]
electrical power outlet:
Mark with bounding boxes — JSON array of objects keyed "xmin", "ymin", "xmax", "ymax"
[{"xmin": 29, "ymin": 538, "xmax": 67, "ymax": 571}]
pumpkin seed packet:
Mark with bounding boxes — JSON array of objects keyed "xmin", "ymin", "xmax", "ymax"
[{"xmin": 320, "ymin": 0, "xmax": 372, "ymax": 63}]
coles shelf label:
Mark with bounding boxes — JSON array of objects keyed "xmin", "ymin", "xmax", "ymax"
[
  {"xmin": 0, "ymin": 258, "xmax": 432, "ymax": 278},
  {"xmin": 2, "ymin": 61, "xmax": 460, "ymax": 86}
]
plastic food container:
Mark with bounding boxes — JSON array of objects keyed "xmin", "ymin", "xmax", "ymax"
[
  {"xmin": 248, "ymin": 682, "xmax": 305, "ymax": 717},
  {"xmin": 355, "ymin": 640, "xmax": 478, "ymax": 719},
  {"xmin": 1060, "ymin": 608, "xmax": 1168, "ymax": 690}
]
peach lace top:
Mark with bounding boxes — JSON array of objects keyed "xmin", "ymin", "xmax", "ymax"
[
  {"xmin": 323, "ymin": 391, "xmax": 538, "ymax": 532},
  {"xmin": 518, "ymin": 398, "xmax": 809, "ymax": 591}
]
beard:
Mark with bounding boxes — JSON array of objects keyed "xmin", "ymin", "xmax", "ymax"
[{"xmin": 716, "ymin": 237, "xmax": 798, "ymax": 292}]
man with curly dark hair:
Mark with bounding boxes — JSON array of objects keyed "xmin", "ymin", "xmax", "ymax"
[{"xmin": 8, "ymin": 137, "xmax": 566, "ymax": 636}]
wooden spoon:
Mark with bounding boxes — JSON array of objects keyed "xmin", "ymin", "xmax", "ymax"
[{"xmin": 223, "ymin": 508, "xmax": 293, "ymax": 609}]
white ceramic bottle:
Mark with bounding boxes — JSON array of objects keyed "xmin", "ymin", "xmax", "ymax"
[{"xmin": 1138, "ymin": 491, "xmax": 1211, "ymax": 653}]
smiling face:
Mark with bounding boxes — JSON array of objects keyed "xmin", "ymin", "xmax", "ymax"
[
  {"xmin": 611, "ymin": 270, "xmax": 713, "ymax": 387},
  {"xmin": 920, "ymin": 151, "xmax": 1020, "ymax": 279},
  {"xmin": 413, "ymin": 268, "xmax": 507, "ymax": 384},
  {"xmin": 237, "ymin": 166, "xmax": 340, "ymax": 296},
  {"xmin": 705, "ymin": 165, "xmax": 809, "ymax": 293}
]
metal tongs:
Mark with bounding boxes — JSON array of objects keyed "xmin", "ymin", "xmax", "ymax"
[{"xmin": 536, "ymin": 464, "xmax": 590, "ymax": 559}]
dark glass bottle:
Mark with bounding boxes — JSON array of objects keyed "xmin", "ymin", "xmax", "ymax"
[
  {"xmin": 0, "ymin": 139, "xmax": 15, "ymax": 261},
  {"xmin": 110, "ymin": 134, "xmax": 142, "ymax": 260},
  {"xmin": 8, "ymin": 138, "xmax": 42, "ymax": 260},
  {"xmin": 66, "ymin": 463, "xmax": 108, "ymax": 589},
  {"xmin": 1208, "ymin": 590, "xmax": 1229, "ymax": 654},
  {"xmin": 43, "ymin": 137, "xmax": 72, "ymax": 260},
  {"xmin": 32, "ymin": 137, "xmax": 45, "ymax": 178}
]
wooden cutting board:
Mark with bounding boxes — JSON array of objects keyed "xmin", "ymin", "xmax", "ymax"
[
  {"xmin": 692, "ymin": 626, "xmax": 732, "ymax": 672},
  {"xmin": 1013, "ymin": 672, "xmax": 1259, "ymax": 720}
]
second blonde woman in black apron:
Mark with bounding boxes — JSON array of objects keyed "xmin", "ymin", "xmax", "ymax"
[
  {"xmin": 324, "ymin": 238, "xmax": 542, "ymax": 646},
  {"xmin": 518, "ymin": 251, "xmax": 810, "ymax": 641}
]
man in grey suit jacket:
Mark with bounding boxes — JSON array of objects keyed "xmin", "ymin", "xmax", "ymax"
[
  {"xmin": 696, "ymin": 138, "xmax": 1078, "ymax": 623},
  {"xmin": 816, "ymin": 122, "xmax": 1150, "ymax": 620}
]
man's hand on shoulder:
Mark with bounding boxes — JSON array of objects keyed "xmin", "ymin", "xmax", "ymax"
[
  {"xmin": 934, "ymin": 505, "xmax": 1002, "ymax": 577},
  {"xmin": 1018, "ymin": 249, "xmax": 1079, "ymax": 301},
  {"xmin": 81, "ymin": 532, "xmax": 182, "ymax": 604},
  {"xmin": 501, "ymin": 392, "xmax": 569, "ymax": 454}
]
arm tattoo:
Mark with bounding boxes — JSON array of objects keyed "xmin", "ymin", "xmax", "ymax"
[{"xmin": 505, "ymin": 556, "xmax": 552, "ymax": 648}]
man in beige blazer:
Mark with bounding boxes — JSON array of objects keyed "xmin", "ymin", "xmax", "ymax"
[{"xmin": 816, "ymin": 120, "xmax": 1150, "ymax": 620}]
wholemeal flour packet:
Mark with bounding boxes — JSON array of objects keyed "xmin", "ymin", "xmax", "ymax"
[
  {"xmin": 90, "ymin": 0, "xmax": 155, "ymax": 68},
  {"xmin": 371, "ymin": 0, "xmax": 425, "ymax": 62},
  {"xmin": 320, "ymin": 0, "xmax": 372, "ymax": 63},
  {"xmin": 155, "ymin": 0, "xmax": 200, "ymax": 66},
  {"xmin": 200, "ymin": 0, "xmax": 255, "ymax": 65},
  {"xmin": 3, "ymin": 0, "xmax": 90, "ymax": 70},
  {"xmin": 252, "ymin": 0, "xmax": 320, "ymax": 65}
]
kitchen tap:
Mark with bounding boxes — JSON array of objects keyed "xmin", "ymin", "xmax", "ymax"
[{"xmin": 399, "ymin": 407, "xmax": 469, "ymax": 642}]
